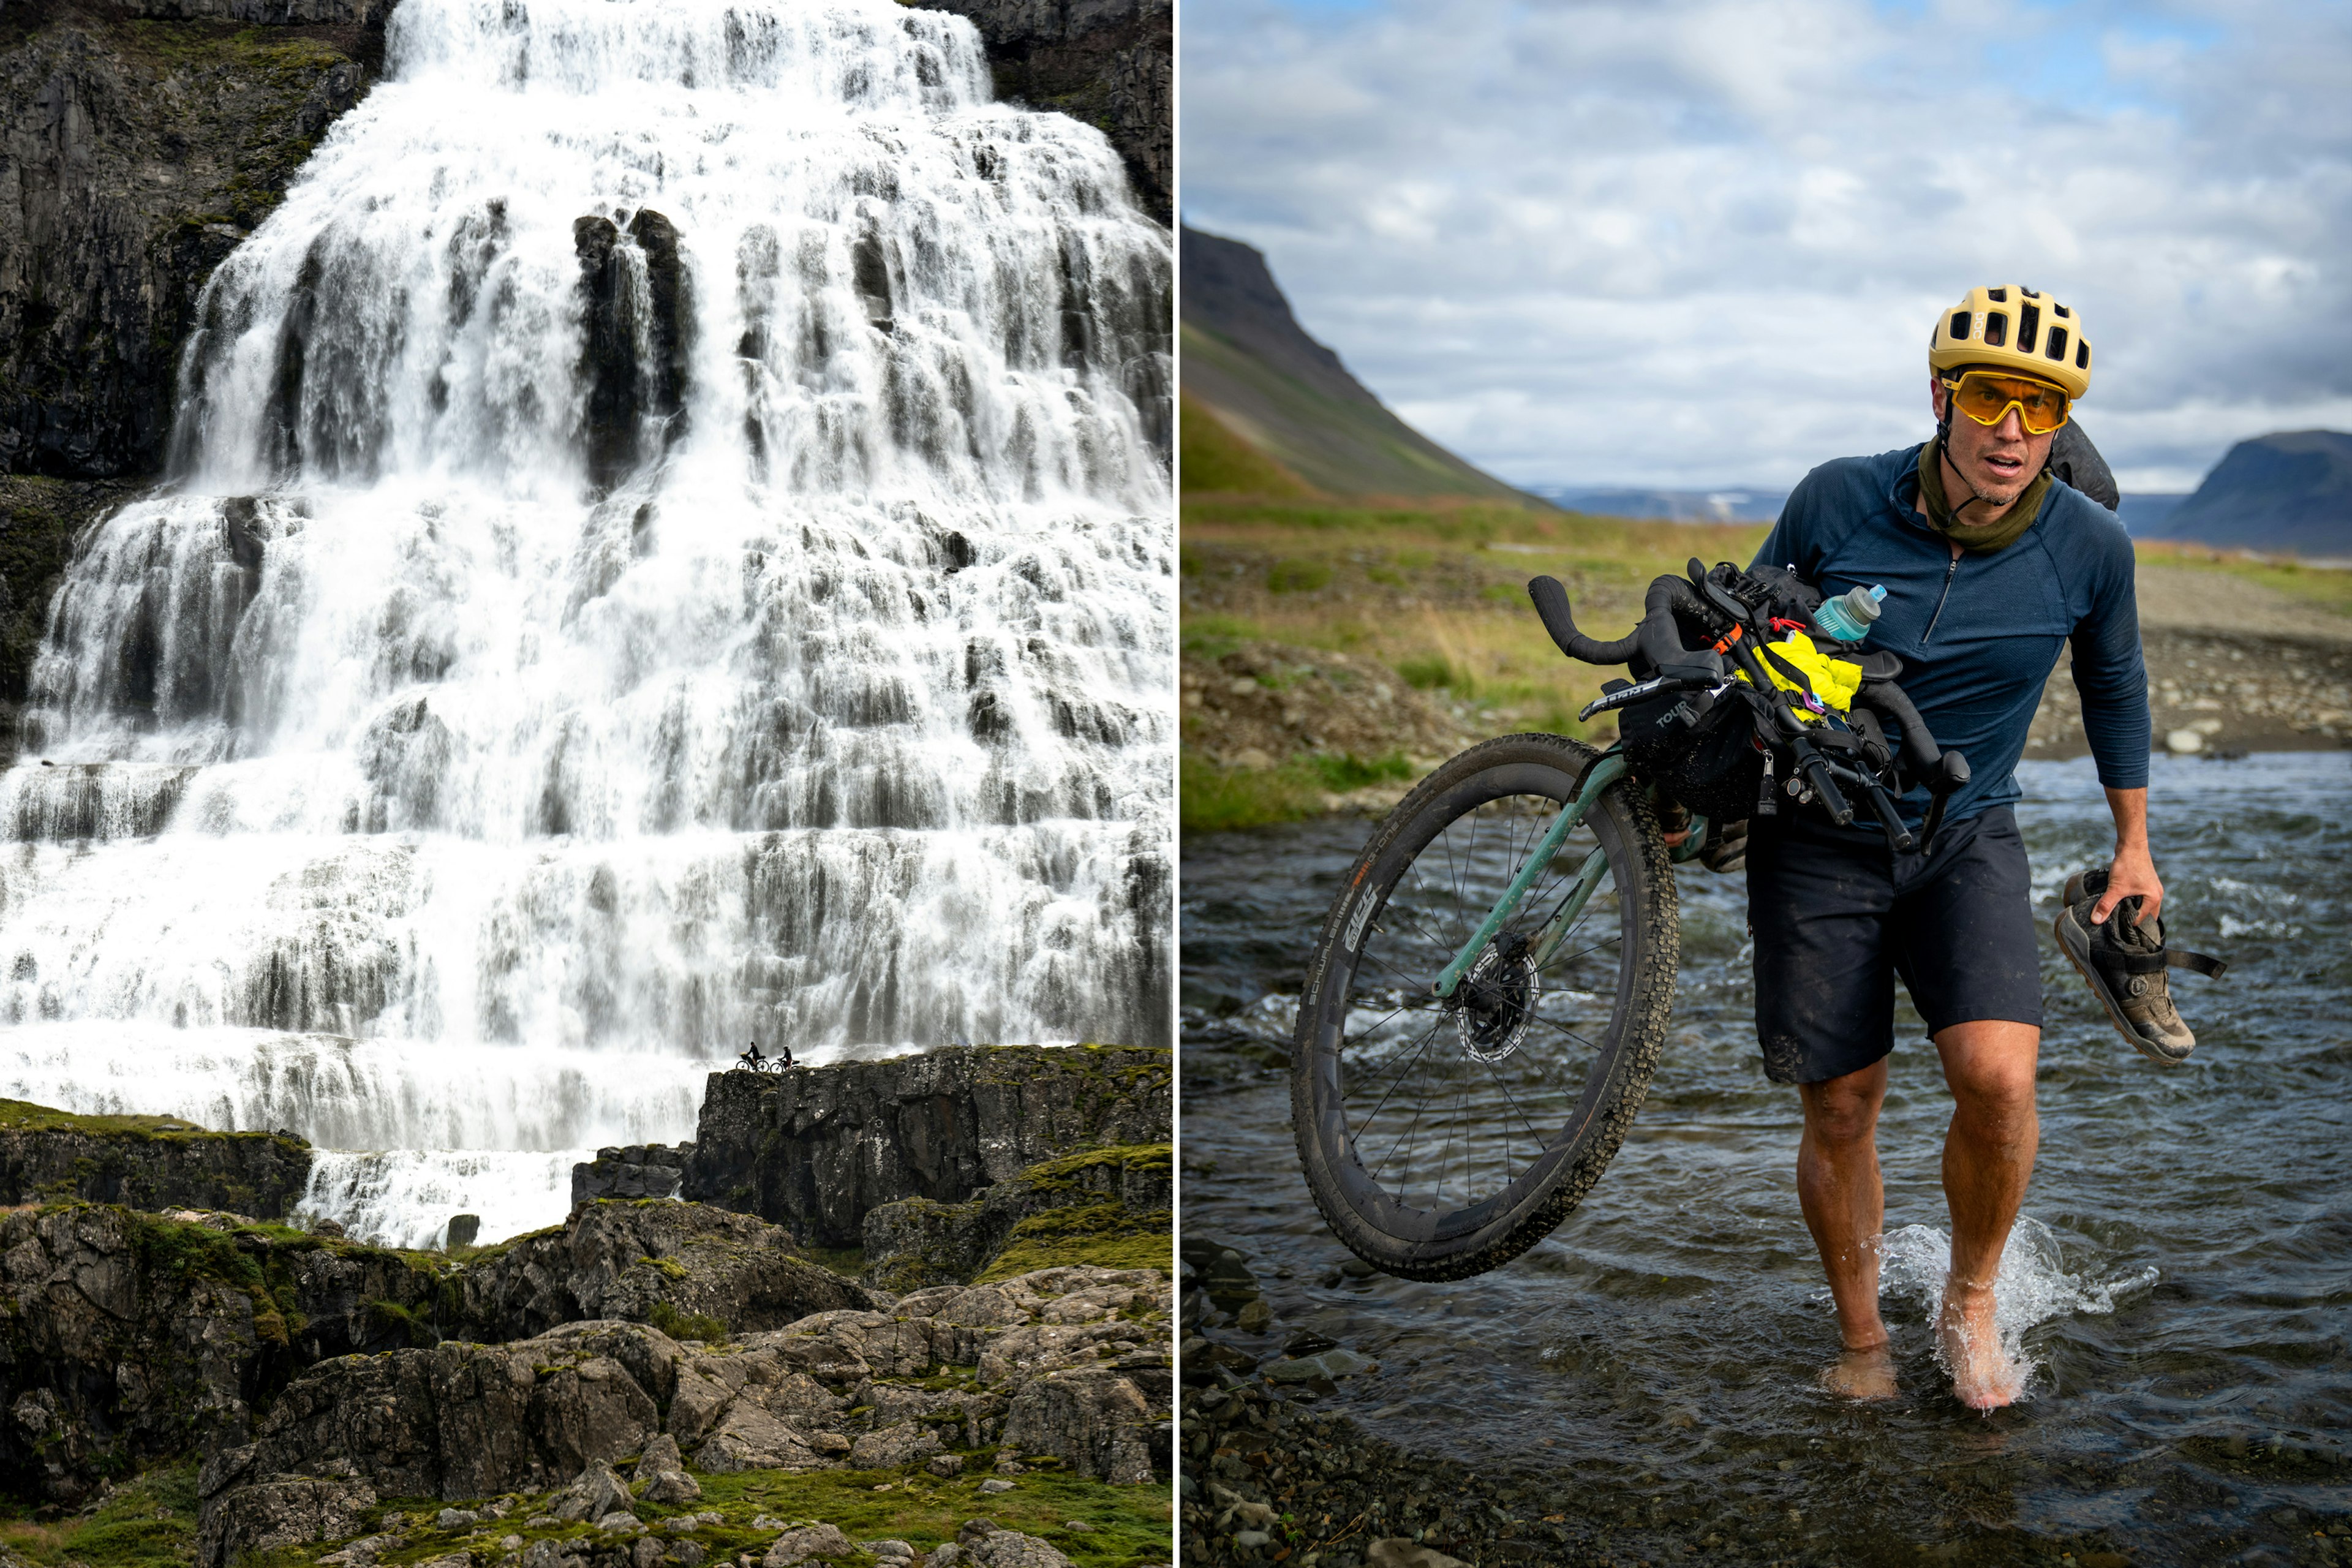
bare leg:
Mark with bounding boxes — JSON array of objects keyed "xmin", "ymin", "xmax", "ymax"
[
  {"xmin": 1934, "ymin": 1020, "xmax": 2041, "ymax": 1409},
  {"xmin": 1797, "ymin": 1059, "xmax": 1895, "ymax": 1399}
]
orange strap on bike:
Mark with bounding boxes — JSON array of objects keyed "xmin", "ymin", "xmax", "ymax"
[{"xmin": 1713, "ymin": 624, "xmax": 1744, "ymax": 655}]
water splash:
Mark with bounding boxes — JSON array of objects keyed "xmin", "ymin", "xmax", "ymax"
[
  {"xmin": 302, "ymin": 1149, "xmax": 583, "ymax": 1250},
  {"xmin": 0, "ymin": 0, "xmax": 1170, "ymax": 1243},
  {"xmin": 1875, "ymin": 1217, "xmax": 2160, "ymax": 1393}
]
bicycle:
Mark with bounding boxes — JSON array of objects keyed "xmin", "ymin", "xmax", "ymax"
[
  {"xmin": 733, "ymin": 1041, "xmax": 792, "ymax": 1074},
  {"xmin": 1290, "ymin": 558, "xmax": 1968, "ymax": 1281}
]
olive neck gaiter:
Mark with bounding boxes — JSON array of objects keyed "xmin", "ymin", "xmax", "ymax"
[{"xmin": 1917, "ymin": 437, "xmax": 2051, "ymax": 554}]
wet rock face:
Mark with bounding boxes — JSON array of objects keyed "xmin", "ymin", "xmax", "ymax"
[
  {"xmin": 682, "ymin": 1046, "xmax": 1172, "ymax": 1248},
  {"xmin": 0, "ymin": 1100, "xmax": 312, "ymax": 1215},
  {"xmin": 575, "ymin": 208, "xmax": 694, "ymax": 489},
  {"xmin": 0, "ymin": 476, "xmax": 142, "ymax": 734},
  {"xmin": 916, "ymin": 0, "xmax": 1170, "ymax": 223},
  {"xmin": 453, "ymin": 1199, "xmax": 874, "ymax": 1343},
  {"xmin": 0, "ymin": 0, "xmax": 385, "ymax": 479},
  {"xmin": 197, "ymin": 1264, "xmax": 1174, "ymax": 1564}
]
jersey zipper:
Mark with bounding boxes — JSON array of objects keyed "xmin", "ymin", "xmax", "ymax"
[{"xmin": 1921, "ymin": 551, "xmax": 1961, "ymax": 644}]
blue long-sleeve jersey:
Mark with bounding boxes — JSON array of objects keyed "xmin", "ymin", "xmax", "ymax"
[{"xmin": 1751, "ymin": 443, "xmax": 2149, "ymax": 829}]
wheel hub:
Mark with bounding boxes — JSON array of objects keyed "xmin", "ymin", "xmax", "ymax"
[{"xmin": 1452, "ymin": 936, "xmax": 1537, "ymax": 1062}]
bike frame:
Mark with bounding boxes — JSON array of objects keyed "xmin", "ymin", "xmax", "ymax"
[
  {"xmin": 1431, "ymin": 753, "xmax": 1623, "ymax": 999},
  {"xmin": 1428, "ymin": 751, "xmax": 1715, "ymax": 1001}
]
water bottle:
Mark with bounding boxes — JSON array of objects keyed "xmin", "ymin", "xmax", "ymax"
[{"xmin": 1812, "ymin": 584, "xmax": 1886, "ymax": 644}]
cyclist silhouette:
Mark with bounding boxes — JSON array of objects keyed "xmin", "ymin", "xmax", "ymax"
[{"xmin": 736, "ymin": 1039, "xmax": 793, "ymax": 1073}]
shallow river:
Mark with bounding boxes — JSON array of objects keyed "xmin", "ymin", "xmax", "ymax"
[{"xmin": 1182, "ymin": 752, "xmax": 2350, "ymax": 1564}]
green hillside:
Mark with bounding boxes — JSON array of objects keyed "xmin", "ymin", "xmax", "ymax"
[{"xmin": 1180, "ymin": 227, "xmax": 1535, "ymax": 503}]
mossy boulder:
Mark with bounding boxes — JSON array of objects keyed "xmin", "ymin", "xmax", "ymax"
[
  {"xmin": 450, "ymin": 1200, "xmax": 874, "ymax": 1343},
  {"xmin": 862, "ymin": 1143, "xmax": 1171, "ymax": 1294},
  {"xmin": 0, "ymin": 1202, "xmax": 450, "ymax": 1504},
  {"xmin": 195, "ymin": 1261, "xmax": 1172, "ymax": 1566}
]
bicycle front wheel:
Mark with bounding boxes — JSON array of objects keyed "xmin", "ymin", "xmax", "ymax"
[{"xmin": 1290, "ymin": 734, "xmax": 1679, "ymax": 1281}]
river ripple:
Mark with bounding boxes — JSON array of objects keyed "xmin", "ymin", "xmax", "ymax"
[{"xmin": 1182, "ymin": 752, "xmax": 2351, "ymax": 1562}]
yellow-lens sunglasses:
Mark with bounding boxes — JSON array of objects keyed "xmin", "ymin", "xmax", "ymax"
[{"xmin": 1940, "ymin": 369, "xmax": 2071, "ymax": 435}]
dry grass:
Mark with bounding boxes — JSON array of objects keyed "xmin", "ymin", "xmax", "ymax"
[{"xmin": 1182, "ymin": 494, "xmax": 1768, "ymax": 737}]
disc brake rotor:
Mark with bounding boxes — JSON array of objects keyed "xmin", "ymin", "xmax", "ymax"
[{"xmin": 1453, "ymin": 938, "xmax": 1539, "ymax": 1062}]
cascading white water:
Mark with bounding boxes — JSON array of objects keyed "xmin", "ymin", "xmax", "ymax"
[{"xmin": 0, "ymin": 0, "xmax": 1171, "ymax": 1246}]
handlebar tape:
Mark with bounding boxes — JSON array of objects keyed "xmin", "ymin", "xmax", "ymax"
[
  {"xmin": 1849, "ymin": 680, "xmax": 1943, "ymax": 778},
  {"xmin": 1531, "ymin": 573, "xmax": 1719, "ymax": 669},
  {"xmin": 1528, "ymin": 576, "xmax": 1643, "ymax": 665}
]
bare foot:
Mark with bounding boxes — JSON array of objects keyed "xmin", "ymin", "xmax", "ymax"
[
  {"xmin": 1819, "ymin": 1343, "xmax": 1898, "ymax": 1401},
  {"xmin": 1937, "ymin": 1275, "xmax": 2024, "ymax": 1409}
]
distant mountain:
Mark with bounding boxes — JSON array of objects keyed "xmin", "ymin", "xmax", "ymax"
[
  {"xmin": 1524, "ymin": 485, "xmax": 1787, "ymax": 523},
  {"xmin": 1180, "ymin": 226, "xmax": 1533, "ymax": 501},
  {"xmin": 2117, "ymin": 494, "xmax": 2188, "ymax": 535},
  {"xmin": 2143, "ymin": 431, "xmax": 2352, "ymax": 555}
]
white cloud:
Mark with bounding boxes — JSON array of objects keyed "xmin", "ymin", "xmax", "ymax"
[{"xmin": 1180, "ymin": 0, "xmax": 2352, "ymax": 492}]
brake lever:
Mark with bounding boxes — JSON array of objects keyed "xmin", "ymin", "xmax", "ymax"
[{"xmin": 1576, "ymin": 673, "xmax": 1717, "ymax": 722}]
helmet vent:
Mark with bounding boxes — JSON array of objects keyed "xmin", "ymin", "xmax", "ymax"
[
  {"xmin": 2077, "ymin": 340, "xmax": 2090, "ymax": 370},
  {"xmin": 2018, "ymin": 303, "xmax": 2041, "ymax": 354},
  {"xmin": 2054, "ymin": 303, "xmax": 2071, "ymax": 318},
  {"xmin": 1984, "ymin": 311, "xmax": 2008, "ymax": 348},
  {"xmin": 1949, "ymin": 311, "xmax": 1971, "ymax": 341},
  {"xmin": 2021, "ymin": 287, "xmax": 2041, "ymax": 299},
  {"xmin": 1988, "ymin": 287, "xmax": 2009, "ymax": 303},
  {"xmin": 2046, "ymin": 327, "xmax": 2068, "ymax": 361}
]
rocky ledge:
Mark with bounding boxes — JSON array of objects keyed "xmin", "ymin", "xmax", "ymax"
[
  {"xmin": 0, "ymin": 1096, "xmax": 312, "ymax": 1215},
  {"xmin": 3, "ymin": 1197, "xmax": 853, "ymax": 1503},
  {"xmin": 573, "ymin": 1143, "xmax": 693, "ymax": 1206},
  {"xmin": 684, "ymin": 1046, "xmax": 1170, "ymax": 1250},
  {"xmin": 862, "ymin": 1143, "xmax": 1170, "ymax": 1295},
  {"xmin": 198, "ymin": 1262, "xmax": 1173, "ymax": 1568}
]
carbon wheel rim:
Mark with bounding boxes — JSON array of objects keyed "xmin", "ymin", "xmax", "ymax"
[{"xmin": 1310, "ymin": 759, "xmax": 1641, "ymax": 1250}]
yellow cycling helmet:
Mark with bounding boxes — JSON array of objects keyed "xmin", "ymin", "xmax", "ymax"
[{"xmin": 1929, "ymin": 284, "xmax": 2092, "ymax": 399}]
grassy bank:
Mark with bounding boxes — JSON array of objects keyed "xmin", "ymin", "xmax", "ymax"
[
  {"xmin": 1180, "ymin": 492, "xmax": 1764, "ymax": 829},
  {"xmin": 1181, "ymin": 491, "xmax": 2352, "ymax": 832}
]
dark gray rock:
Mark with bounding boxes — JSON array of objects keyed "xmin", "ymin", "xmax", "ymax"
[
  {"xmin": 0, "ymin": 1202, "xmax": 449, "ymax": 1504},
  {"xmin": 0, "ymin": 0, "xmax": 385, "ymax": 480},
  {"xmin": 1001, "ymin": 1368, "xmax": 1158, "ymax": 1485},
  {"xmin": 194, "ymin": 1473, "xmax": 378, "ymax": 1568},
  {"xmin": 194, "ymin": 1259, "xmax": 1169, "ymax": 1568},
  {"xmin": 682, "ymin": 1045, "xmax": 1170, "ymax": 1246},
  {"xmin": 446, "ymin": 1213, "xmax": 481, "ymax": 1250},
  {"xmin": 453, "ymin": 1199, "xmax": 873, "ymax": 1341},
  {"xmin": 200, "ymin": 1321, "xmax": 680, "ymax": 1513},
  {"xmin": 572, "ymin": 1147, "xmax": 688, "ymax": 1206},
  {"xmin": 0, "ymin": 1099, "xmax": 311, "ymax": 1215}
]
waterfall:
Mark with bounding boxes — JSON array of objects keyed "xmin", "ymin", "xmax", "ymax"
[{"xmin": 0, "ymin": 0, "xmax": 1172, "ymax": 1245}]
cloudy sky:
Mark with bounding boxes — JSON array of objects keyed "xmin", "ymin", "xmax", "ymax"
[{"xmin": 1180, "ymin": 0, "xmax": 2352, "ymax": 494}]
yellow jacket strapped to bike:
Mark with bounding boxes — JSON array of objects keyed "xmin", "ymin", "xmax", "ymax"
[{"xmin": 1740, "ymin": 631, "xmax": 1861, "ymax": 719}]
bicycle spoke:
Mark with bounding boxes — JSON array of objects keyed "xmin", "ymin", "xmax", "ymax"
[
  {"xmin": 1352, "ymin": 1018, "xmax": 1443, "ymax": 1139},
  {"xmin": 1480, "ymin": 1050, "xmax": 1551, "ymax": 1155}
]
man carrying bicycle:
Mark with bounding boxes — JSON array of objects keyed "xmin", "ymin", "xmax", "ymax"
[{"xmin": 1745, "ymin": 286, "xmax": 2161, "ymax": 1408}]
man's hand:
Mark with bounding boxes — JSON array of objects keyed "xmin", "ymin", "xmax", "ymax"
[{"xmin": 2094, "ymin": 786, "xmax": 2163, "ymax": 927}]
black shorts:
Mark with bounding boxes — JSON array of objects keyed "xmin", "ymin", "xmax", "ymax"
[{"xmin": 1746, "ymin": 805, "xmax": 2043, "ymax": 1085}]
